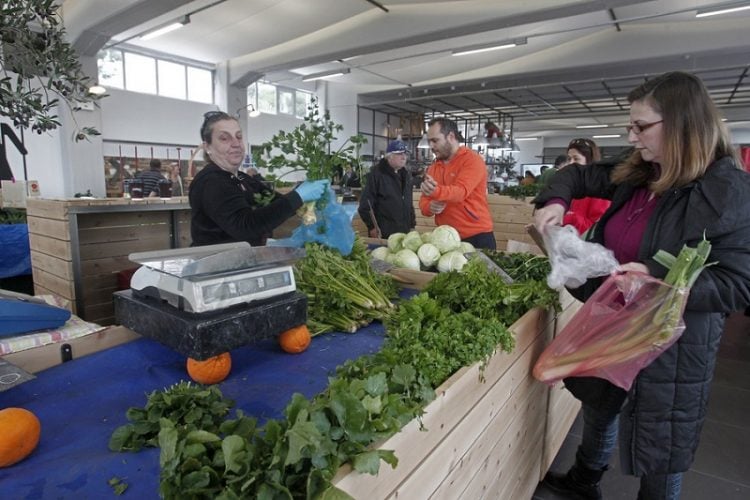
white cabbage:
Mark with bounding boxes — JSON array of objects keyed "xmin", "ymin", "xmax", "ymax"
[
  {"xmin": 393, "ymin": 249, "xmax": 421, "ymax": 270},
  {"xmin": 437, "ymin": 250, "xmax": 468, "ymax": 273},
  {"xmin": 370, "ymin": 246, "xmax": 391, "ymax": 261},
  {"xmin": 431, "ymin": 225, "xmax": 461, "ymax": 254},
  {"xmin": 459, "ymin": 241, "xmax": 476, "ymax": 254},
  {"xmin": 402, "ymin": 230, "xmax": 423, "ymax": 252},
  {"xmin": 417, "ymin": 243, "xmax": 441, "ymax": 268},
  {"xmin": 387, "ymin": 232, "xmax": 406, "ymax": 252},
  {"xmin": 421, "ymin": 231, "xmax": 433, "ymax": 244}
]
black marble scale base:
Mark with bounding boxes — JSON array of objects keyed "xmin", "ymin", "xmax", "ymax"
[{"xmin": 113, "ymin": 290, "xmax": 307, "ymax": 360}]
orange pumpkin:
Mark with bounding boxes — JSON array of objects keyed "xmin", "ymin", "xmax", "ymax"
[
  {"xmin": 186, "ymin": 352, "xmax": 232, "ymax": 384},
  {"xmin": 0, "ymin": 407, "xmax": 41, "ymax": 468},
  {"xmin": 279, "ymin": 325, "xmax": 312, "ymax": 354}
]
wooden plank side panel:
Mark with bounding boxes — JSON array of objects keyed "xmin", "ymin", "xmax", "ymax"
[
  {"xmin": 76, "ymin": 211, "xmax": 170, "ymax": 230},
  {"xmin": 81, "ymin": 256, "xmax": 135, "ymax": 276},
  {"xmin": 32, "ymin": 268, "xmax": 75, "ymax": 302},
  {"xmin": 26, "ymin": 216, "xmax": 71, "ymax": 241},
  {"xmin": 25, "ymin": 198, "xmax": 70, "ymax": 220},
  {"xmin": 333, "ymin": 308, "xmax": 552, "ymax": 498},
  {"xmin": 28, "ymin": 233, "xmax": 72, "ymax": 261},
  {"xmin": 79, "ymin": 233, "xmax": 171, "ymax": 260},
  {"xmin": 491, "ymin": 414, "xmax": 546, "ymax": 500},
  {"xmin": 391, "ymin": 338, "xmax": 542, "ymax": 500},
  {"xmin": 77, "ymin": 224, "xmax": 170, "ymax": 245},
  {"xmin": 83, "ymin": 301, "xmax": 115, "ymax": 326},
  {"xmin": 30, "ymin": 251, "xmax": 73, "ymax": 281}
]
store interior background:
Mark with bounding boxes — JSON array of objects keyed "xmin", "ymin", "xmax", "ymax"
[{"xmin": 2, "ymin": 0, "xmax": 750, "ymax": 198}]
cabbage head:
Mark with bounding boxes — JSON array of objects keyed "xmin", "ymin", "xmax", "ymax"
[
  {"xmin": 437, "ymin": 250, "xmax": 468, "ymax": 273},
  {"xmin": 370, "ymin": 246, "xmax": 391, "ymax": 261},
  {"xmin": 431, "ymin": 225, "xmax": 461, "ymax": 254},
  {"xmin": 402, "ymin": 230, "xmax": 423, "ymax": 252},
  {"xmin": 387, "ymin": 232, "xmax": 406, "ymax": 252},
  {"xmin": 394, "ymin": 249, "xmax": 421, "ymax": 270},
  {"xmin": 417, "ymin": 243, "xmax": 441, "ymax": 268},
  {"xmin": 459, "ymin": 241, "xmax": 476, "ymax": 254},
  {"xmin": 421, "ymin": 231, "xmax": 433, "ymax": 244}
]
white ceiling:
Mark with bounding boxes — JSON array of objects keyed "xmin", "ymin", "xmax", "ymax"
[{"xmin": 63, "ymin": 0, "xmax": 750, "ymax": 138}]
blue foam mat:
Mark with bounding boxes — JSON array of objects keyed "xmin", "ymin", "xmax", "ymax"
[{"xmin": 0, "ymin": 323, "xmax": 388, "ymax": 499}]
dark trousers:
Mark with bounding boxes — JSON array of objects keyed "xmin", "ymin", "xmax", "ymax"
[{"xmin": 463, "ymin": 231, "xmax": 496, "ymax": 250}]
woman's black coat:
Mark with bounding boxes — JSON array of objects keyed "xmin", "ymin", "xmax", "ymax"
[{"xmin": 534, "ymin": 156, "xmax": 750, "ymax": 475}]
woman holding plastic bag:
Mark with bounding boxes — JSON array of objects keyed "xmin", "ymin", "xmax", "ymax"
[{"xmin": 533, "ymin": 72, "xmax": 750, "ymax": 500}]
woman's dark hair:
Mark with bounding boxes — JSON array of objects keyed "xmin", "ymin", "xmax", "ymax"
[
  {"xmin": 613, "ymin": 71, "xmax": 740, "ymax": 192},
  {"xmin": 567, "ymin": 138, "xmax": 601, "ymax": 164},
  {"xmin": 428, "ymin": 117, "xmax": 460, "ymax": 140},
  {"xmin": 200, "ymin": 111, "xmax": 234, "ymax": 144}
]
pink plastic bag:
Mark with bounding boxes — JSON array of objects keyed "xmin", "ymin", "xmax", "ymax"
[{"xmin": 533, "ymin": 271, "xmax": 688, "ymax": 391}]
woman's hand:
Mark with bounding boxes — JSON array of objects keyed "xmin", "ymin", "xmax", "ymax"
[
  {"xmin": 616, "ymin": 262, "xmax": 650, "ymax": 275},
  {"xmin": 533, "ymin": 204, "xmax": 565, "ymax": 231}
]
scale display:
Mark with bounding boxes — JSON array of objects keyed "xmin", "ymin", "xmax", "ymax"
[{"xmin": 202, "ymin": 269, "xmax": 293, "ymax": 305}]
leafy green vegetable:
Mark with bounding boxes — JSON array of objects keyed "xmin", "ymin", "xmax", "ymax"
[
  {"xmin": 482, "ymin": 250, "xmax": 552, "ymax": 283},
  {"xmin": 109, "ymin": 382, "xmax": 234, "ymax": 452},
  {"xmin": 108, "ymin": 477, "xmax": 128, "ymax": 495}
]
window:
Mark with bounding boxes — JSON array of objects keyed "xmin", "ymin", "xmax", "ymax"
[
  {"xmin": 258, "ymin": 82, "xmax": 277, "ymax": 114},
  {"xmin": 96, "ymin": 49, "xmax": 213, "ymax": 104},
  {"xmin": 97, "ymin": 49, "xmax": 123, "ymax": 89},
  {"xmin": 124, "ymin": 52, "xmax": 156, "ymax": 94},
  {"xmin": 279, "ymin": 89, "xmax": 294, "ymax": 115},
  {"xmin": 295, "ymin": 91, "xmax": 312, "ymax": 118},
  {"xmin": 158, "ymin": 60, "xmax": 186, "ymax": 99},
  {"xmin": 187, "ymin": 67, "xmax": 213, "ymax": 104}
]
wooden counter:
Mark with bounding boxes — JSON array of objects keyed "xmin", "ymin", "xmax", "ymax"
[
  {"xmin": 26, "ymin": 197, "xmax": 191, "ymax": 324},
  {"xmin": 333, "ymin": 291, "xmax": 581, "ymax": 499}
]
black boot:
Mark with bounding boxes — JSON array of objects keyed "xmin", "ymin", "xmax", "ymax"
[{"xmin": 542, "ymin": 458, "xmax": 607, "ymax": 500}]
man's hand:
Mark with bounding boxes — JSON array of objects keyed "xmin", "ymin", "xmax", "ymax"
[
  {"xmin": 616, "ymin": 262, "xmax": 650, "ymax": 274},
  {"xmin": 429, "ymin": 201, "xmax": 446, "ymax": 214},
  {"xmin": 368, "ymin": 227, "xmax": 381, "ymax": 238},
  {"xmin": 533, "ymin": 204, "xmax": 565, "ymax": 231},
  {"xmin": 421, "ymin": 175, "xmax": 438, "ymax": 196}
]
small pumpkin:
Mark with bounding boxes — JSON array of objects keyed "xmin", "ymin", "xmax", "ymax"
[
  {"xmin": 186, "ymin": 352, "xmax": 232, "ymax": 384},
  {"xmin": 0, "ymin": 407, "xmax": 41, "ymax": 467},
  {"xmin": 279, "ymin": 325, "xmax": 312, "ymax": 354}
]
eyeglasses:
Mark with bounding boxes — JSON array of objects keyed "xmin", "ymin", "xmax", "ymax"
[
  {"xmin": 568, "ymin": 138, "xmax": 594, "ymax": 149},
  {"xmin": 626, "ymin": 120, "xmax": 663, "ymax": 135}
]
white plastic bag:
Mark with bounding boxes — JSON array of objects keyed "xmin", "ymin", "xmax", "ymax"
[{"xmin": 542, "ymin": 225, "xmax": 618, "ymax": 290}]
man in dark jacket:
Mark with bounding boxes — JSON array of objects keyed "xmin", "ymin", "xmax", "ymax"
[{"xmin": 357, "ymin": 139, "xmax": 416, "ymax": 238}]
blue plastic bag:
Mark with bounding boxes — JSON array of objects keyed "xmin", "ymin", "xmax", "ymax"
[
  {"xmin": 0, "ymin": 224, "xmax": 32, "ymax": 278},
  {"xmin": 269, "ymin": 187, "xmax": 355, "ymax": 255}
]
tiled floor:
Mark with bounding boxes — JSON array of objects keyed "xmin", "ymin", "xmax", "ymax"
[{"xmin": 533, "ymin": 311, "xmax": 750, "ymax": 500}]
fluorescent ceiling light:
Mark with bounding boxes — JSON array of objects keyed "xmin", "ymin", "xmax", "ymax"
[
  {"xmin": 88, "ymin": 85, "xmax": 106, "ymax": 95},
  {"xmin": 141, "ymin": 15, "xmax": 190, "ymax": 41},
  {"xmin": 302, "ymin": 68, "xmax": 351, "ymax": 82},
  {"xmin": 452, "ymin": 37, "xmax": 527, "ymax": 56},
  {"xmin": 576, "ymin": 124, "xmax": 609, "ymax": 129},
  {"xmin": 593, "ymin": 134, "xmax": 621, "ymax": 139},
  {"xmin": 514, "ymin": 137, "xmax": 538, "ymax": 141},
  {"xmin": 696, "ymin": 3, "xmax": 750, "ymax": 17}
]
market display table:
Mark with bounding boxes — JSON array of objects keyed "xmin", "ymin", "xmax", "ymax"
[{"xmin": 0, "ymin": 327, "xmax": 386, "ymax": 499}]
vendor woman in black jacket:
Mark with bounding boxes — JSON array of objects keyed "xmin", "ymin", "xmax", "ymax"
[
  {"xmin": 534, "ymin": 71, "xmax": 750, "ymax": 500},
  {"xmin": 189, "ymin": 111, "xmax": 328, "ymax": 246},
  {"xmin": 357, "ymin": 139, "xmax": 416, "ymax": 238}
]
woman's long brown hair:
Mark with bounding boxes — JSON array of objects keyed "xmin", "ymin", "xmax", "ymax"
[{"xmin": 612, "ymin": 71, "xmax": 740, "ymax": 193}]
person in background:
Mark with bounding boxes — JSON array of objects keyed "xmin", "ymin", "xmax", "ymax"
[
  {"xmin": 341, "ymin": 164, "xmax": 360, "ymax": 188},
  {"xmin": 561, "ymin": 138, "xmax": 611, "ymax": 234},
  {"xmin": 538, "ymin": 154, "xmax": 567, "ymax": 189},
  {"xmin": 189, "ymin": 111, "xmax": 328, "ymax": 246},
  {"xmin": 168, "ymin": 162, "xmax": 183, "ymax": 196},
  {"xmin": 419, "ymin": 117, "xmax": 495, "ymax": 249},
  {"xmin": 534, "ymin": 71, "xmax": 750, "ymax": 500},
  {"xmin": 358, "ymin": 139, "xmax": 416, "ymax": 238},
  {"xmin": 136, "ymin": 158, "xmax": 165, "ymax": 197},
  {"xmin": 520, "ymin": 170, "xmax": 537, "ymax": 186}
]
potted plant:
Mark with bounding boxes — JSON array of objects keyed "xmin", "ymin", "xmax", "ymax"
[{"xmin": 253, "ymin": 99, "xmax": 366, "ymax": 224}]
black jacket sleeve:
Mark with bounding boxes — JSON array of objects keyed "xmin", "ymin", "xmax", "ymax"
[{"xmin": 357, "ymin": 172, "xmax": 377, "ymax": 230}]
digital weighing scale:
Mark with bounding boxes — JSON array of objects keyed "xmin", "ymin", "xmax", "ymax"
[{"xmin": 129, "ymin": 242, "xmax": 305, "ymax": 313}]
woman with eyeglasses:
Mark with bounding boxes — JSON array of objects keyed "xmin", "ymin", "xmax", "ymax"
[
  {"xmin": 561, "ymin": 138, "xmax": 611, "ymax": 234},
  {"xmin": 533, "ymin": 71, "xmax": 750, "ymax": 500},
  {"xmin": 189, "ymin": 111, "xmax": 329, "ymax": 246}
]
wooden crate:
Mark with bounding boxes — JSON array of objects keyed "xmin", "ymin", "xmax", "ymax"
[
  {"xmin": 331, "ymin": 291, "xmax": 582, "ymax": 499},
  {"xmin": 26, "ymin": 198, "xmax": 191, "ymax": 325}
]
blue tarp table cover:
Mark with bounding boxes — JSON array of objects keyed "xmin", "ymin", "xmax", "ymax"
[
  {"xmin": 0, "ymin": 325, "xmax": 389, "ymax": 499},
  {"xmin": 0, "ymin": 224, "xmax": 31, "ymax": 278}
]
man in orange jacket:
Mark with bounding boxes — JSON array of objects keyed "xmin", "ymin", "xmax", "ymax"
[{"xmin": 419, "ymin": 117, "xmax": 496, "ymax": 249}]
